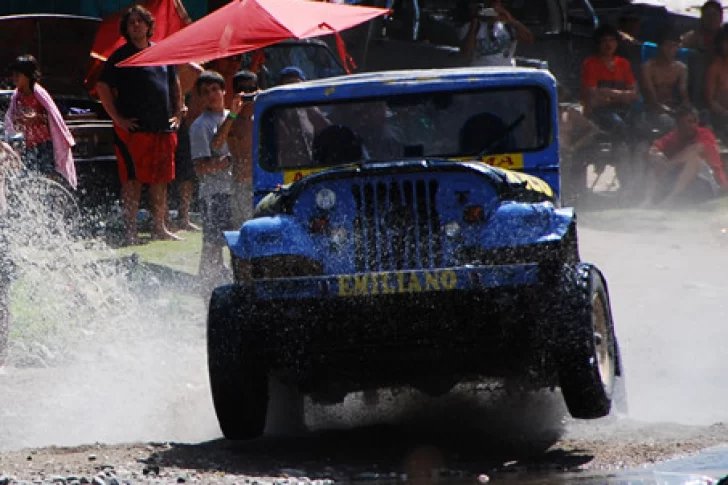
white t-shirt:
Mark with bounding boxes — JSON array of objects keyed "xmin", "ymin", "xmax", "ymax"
[
  {"xmin": 190, "ymin": 109, "xmax": 232, "ymax": 200},
  {"xmin": 459, "ymin": 20, "xmax": 517, "ymax": 67}
]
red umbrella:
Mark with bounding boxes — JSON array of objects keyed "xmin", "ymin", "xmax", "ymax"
[{"xmin": 117, "ymin": 0, "xmax": 390, "ymax": 68}]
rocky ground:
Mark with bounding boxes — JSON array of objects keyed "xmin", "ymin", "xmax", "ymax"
[
  {"xmin": 3, "ymin": 185, "xmax": 728, "ymax": 484},
  {"xmin": 0, "ymin": 416, "xmax": 727, "ymax": 484}
]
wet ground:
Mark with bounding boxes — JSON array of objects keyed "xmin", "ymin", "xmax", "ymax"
[{"xmin": 3, "ymin": 189, "xmax": 728, "ymax": 483}]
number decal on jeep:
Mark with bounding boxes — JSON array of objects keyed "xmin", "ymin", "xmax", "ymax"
[
  {"xmin": 338, "ymin": 270, "xmax": 458, "ymax": 296},
  {"xmin": 453, "ymin": 153, "xmax": 524, "ymax": 169},
  {"xmin": 283, "ymin": 168, "xmax": 324, "ymax": 184},
  {"xmin": 481, "ymin": 153, "xmax": 524, "ymax": 169}
]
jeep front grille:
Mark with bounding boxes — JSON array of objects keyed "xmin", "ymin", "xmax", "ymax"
[{"xmin": 351, "ymin": 179, "xmax": 443, "ymax": 271}]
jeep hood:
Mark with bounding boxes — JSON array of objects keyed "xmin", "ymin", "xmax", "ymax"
[{"xmin": 0, "ymin": 14, "xmax": 100, "ymax": 96}]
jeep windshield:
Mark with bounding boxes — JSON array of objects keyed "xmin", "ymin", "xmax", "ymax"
[{"xmin": 260, "ymin": 87, "xmax": 550, "ymax": 171}]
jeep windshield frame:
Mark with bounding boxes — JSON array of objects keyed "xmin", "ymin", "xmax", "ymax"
[{"xmin": 258, "ymin": 85, "xmax": 551, "ymax": 172}]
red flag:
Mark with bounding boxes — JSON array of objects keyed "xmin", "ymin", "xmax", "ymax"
[{"xmin": 85, "ymin": 0, "xmax": 192, "ymax": 94}]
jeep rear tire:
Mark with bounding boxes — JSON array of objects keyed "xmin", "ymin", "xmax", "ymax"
[
  {"xmin": 207, "ymin": 285, "xmax": 269, "ymax": 440},
  {"xmin": 556, "ymin": 263, "xmax": 618, "ymax": 419}
]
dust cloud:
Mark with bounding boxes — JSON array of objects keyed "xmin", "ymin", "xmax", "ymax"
[{"xmin": 577, "ymin": 207, "xmax": 728, "ymax": 427}]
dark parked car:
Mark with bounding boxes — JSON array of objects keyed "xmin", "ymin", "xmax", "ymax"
[
  {"xmin": 339, "ymin": 0, "xmax": 600, "ymax": 98},
  {"xmin": 0, "ymin": 14, "xmax": 118, "ymax": 210},
  {"xmin": 241, "ymin": 38, "xmax": 347, "ymax": 88}
]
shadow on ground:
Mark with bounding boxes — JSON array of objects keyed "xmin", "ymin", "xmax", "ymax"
[{"xmin": 148, "ymin": 423, "xmax": 593, "ymax": 480}]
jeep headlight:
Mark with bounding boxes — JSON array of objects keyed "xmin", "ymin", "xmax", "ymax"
[
  {"xmin": 315, "ymin": 188, "xmax": 336, "ymax": 210},
  {"xmin": 444, "ymin": 221, "xmax": 461, "ymax": 238},
  {"xmin": 330, "ymin": 227, "xmax": 348, "ymax": 247}
]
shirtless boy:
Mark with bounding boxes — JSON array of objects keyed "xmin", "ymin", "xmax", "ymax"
[
  {"xmin": 706, "ymin": 25, "xmax": 728, "ymax": 141},
  {"xmin": 641, "ymin": 28, "xmax": 689, "ymax": 133},
  {"xmin": 681, "ymin": 0, "xmax": 723, "ymax": 58},
  {"xmin": 211, "ymin": 70, "xmax": 259, "ymax": 229}
]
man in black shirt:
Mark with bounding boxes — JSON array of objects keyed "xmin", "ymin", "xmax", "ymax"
[{"xmin": 97, "ymin": 5, "xmax": 183, "ymax": 244}]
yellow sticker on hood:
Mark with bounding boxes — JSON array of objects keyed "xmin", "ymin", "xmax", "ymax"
[
  {"xmin": 453, "ymin": 153, "xmax": 524, "ymax": 169},
  {"xmin": 283, "ymin": 168, "xmax": 325, "ymax": 184}
]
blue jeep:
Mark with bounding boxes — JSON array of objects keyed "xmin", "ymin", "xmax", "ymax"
[{"xmin": 208, "ymin": 67, "xmax": 625, "ymax": 440}]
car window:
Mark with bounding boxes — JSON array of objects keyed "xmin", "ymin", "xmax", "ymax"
[{"xmin": 260, "ymin": 87, "xmax": 550, "ymax": 171}]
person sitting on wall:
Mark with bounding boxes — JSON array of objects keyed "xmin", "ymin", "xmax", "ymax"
[
  {"xmin": 641, "ymin": 27, "xmax": 691, "ymax": 137},
  {"xmin": 641, "ymin": 106, "xmax": 727, "ymax": 206}
]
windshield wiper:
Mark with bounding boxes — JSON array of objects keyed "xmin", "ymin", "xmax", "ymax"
[{"xmin": 475, "ymin": 113, "xmax": 526, "ymax": 160}]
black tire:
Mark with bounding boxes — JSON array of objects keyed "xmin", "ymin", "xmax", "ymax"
[
  {"xmin": 265, "ymin": 374, "xmax": 307, "ymax": 436},
  {"xmin": 207, "ymin": 285, "xmax": 269, "ymax": 440},
  {"xmin": 556, "ymin": 263, "xmax": 619, "ymax": 419}
]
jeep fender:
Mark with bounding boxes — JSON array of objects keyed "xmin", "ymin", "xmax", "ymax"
[
  {"xmin": 477, "ymin": 203, "xmax": 575, "ymax": 249},
  {"xmin": 224, "ymin": 215, "xmax": 317, "ymax": 260}
]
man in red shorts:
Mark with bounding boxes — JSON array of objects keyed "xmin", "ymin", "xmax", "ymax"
[{"xmin": 97, "ymin": 5, "xmax": 183, "ymax": 244}]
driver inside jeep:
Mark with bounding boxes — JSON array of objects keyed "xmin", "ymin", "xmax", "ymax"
[{"xmin": 267, "ymin": 88, "xmax": 544, "ymax": 169}]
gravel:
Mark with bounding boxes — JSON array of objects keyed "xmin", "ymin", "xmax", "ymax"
[{"xmin": 0, "ymin": 420, "xmax": 726, "ymax": 484}]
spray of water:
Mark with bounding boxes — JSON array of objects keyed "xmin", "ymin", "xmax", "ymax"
[{"xmin": 0, "ymin": 171, "xmax": 220, "ymax": 451}]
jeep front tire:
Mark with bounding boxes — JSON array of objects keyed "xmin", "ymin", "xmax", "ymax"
[
  {"xmin": 555, "ymin": 264, "xmax": 618, "ymax": 419},
  {"xmin": 207, "ymin": 285, "xmax": 269, "ymax": 439}
]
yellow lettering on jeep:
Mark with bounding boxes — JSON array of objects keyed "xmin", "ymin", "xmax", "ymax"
[
  {"xmin": 353, "ymin": 274, "xmax": 370, "ymax": 295},
  {"xmin": 406, "ymin": 273, "xmax": 423, "ymax": 292},
  {"xmin": 440, "ymin": 270, "xmax": 458, "ymax": 290},
  {"xmin": 338, "ymin": 275, "xmax": 353, "ymax": 296},
  {"xmin": 424, "ymin": 272, "xmax": 440, "ymax": 291},
  {"xmin": 379, "ymin": 273, "xmax": 396, "ymax": 294}
]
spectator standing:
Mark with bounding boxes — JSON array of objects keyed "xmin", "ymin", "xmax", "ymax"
[
  {"xmin": 189, "ymin": 71, "xmax": 234, "ymax": 292},
  {"xmin": 96, "ymin": 5, "xmax": 183, "ymax": 245},
  {"xmin": 641, "ymin": 28, "xmax": 690, "ymax": 135},
  {"xmin": 681, "ymin": 0, "xmax": 724, "ymax": 58},
  {"xmin": 459, "ymin": 0, "xmax": 533, "ymax": 67},
  {"xmin": 4, "ymin": 55, "xmax": 76, "ymax": 189},
  {"xmin": 0, "ymin": 140, "xmax": 21, "ymax": 373},
  {"xmin": 211, "ymin": 70, "xmax": 258, "ymax": 229},
  {"xmin": 641, "ymin": 107, "xmax": 727, "ymax": 206}
]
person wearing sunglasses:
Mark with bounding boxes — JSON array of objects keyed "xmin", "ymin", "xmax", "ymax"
[{"xmin": 212, "ymin": 70, "xmax": 259, "ymax": 229}]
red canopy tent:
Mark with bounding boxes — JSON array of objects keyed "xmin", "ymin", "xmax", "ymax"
[
  {"xmin": 117, "ymin": 0, "xmax": 389, "ymax": 69},
  {"xmin": 84, "ymin": 0, "xmax": 192, "ymax": 93}
]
